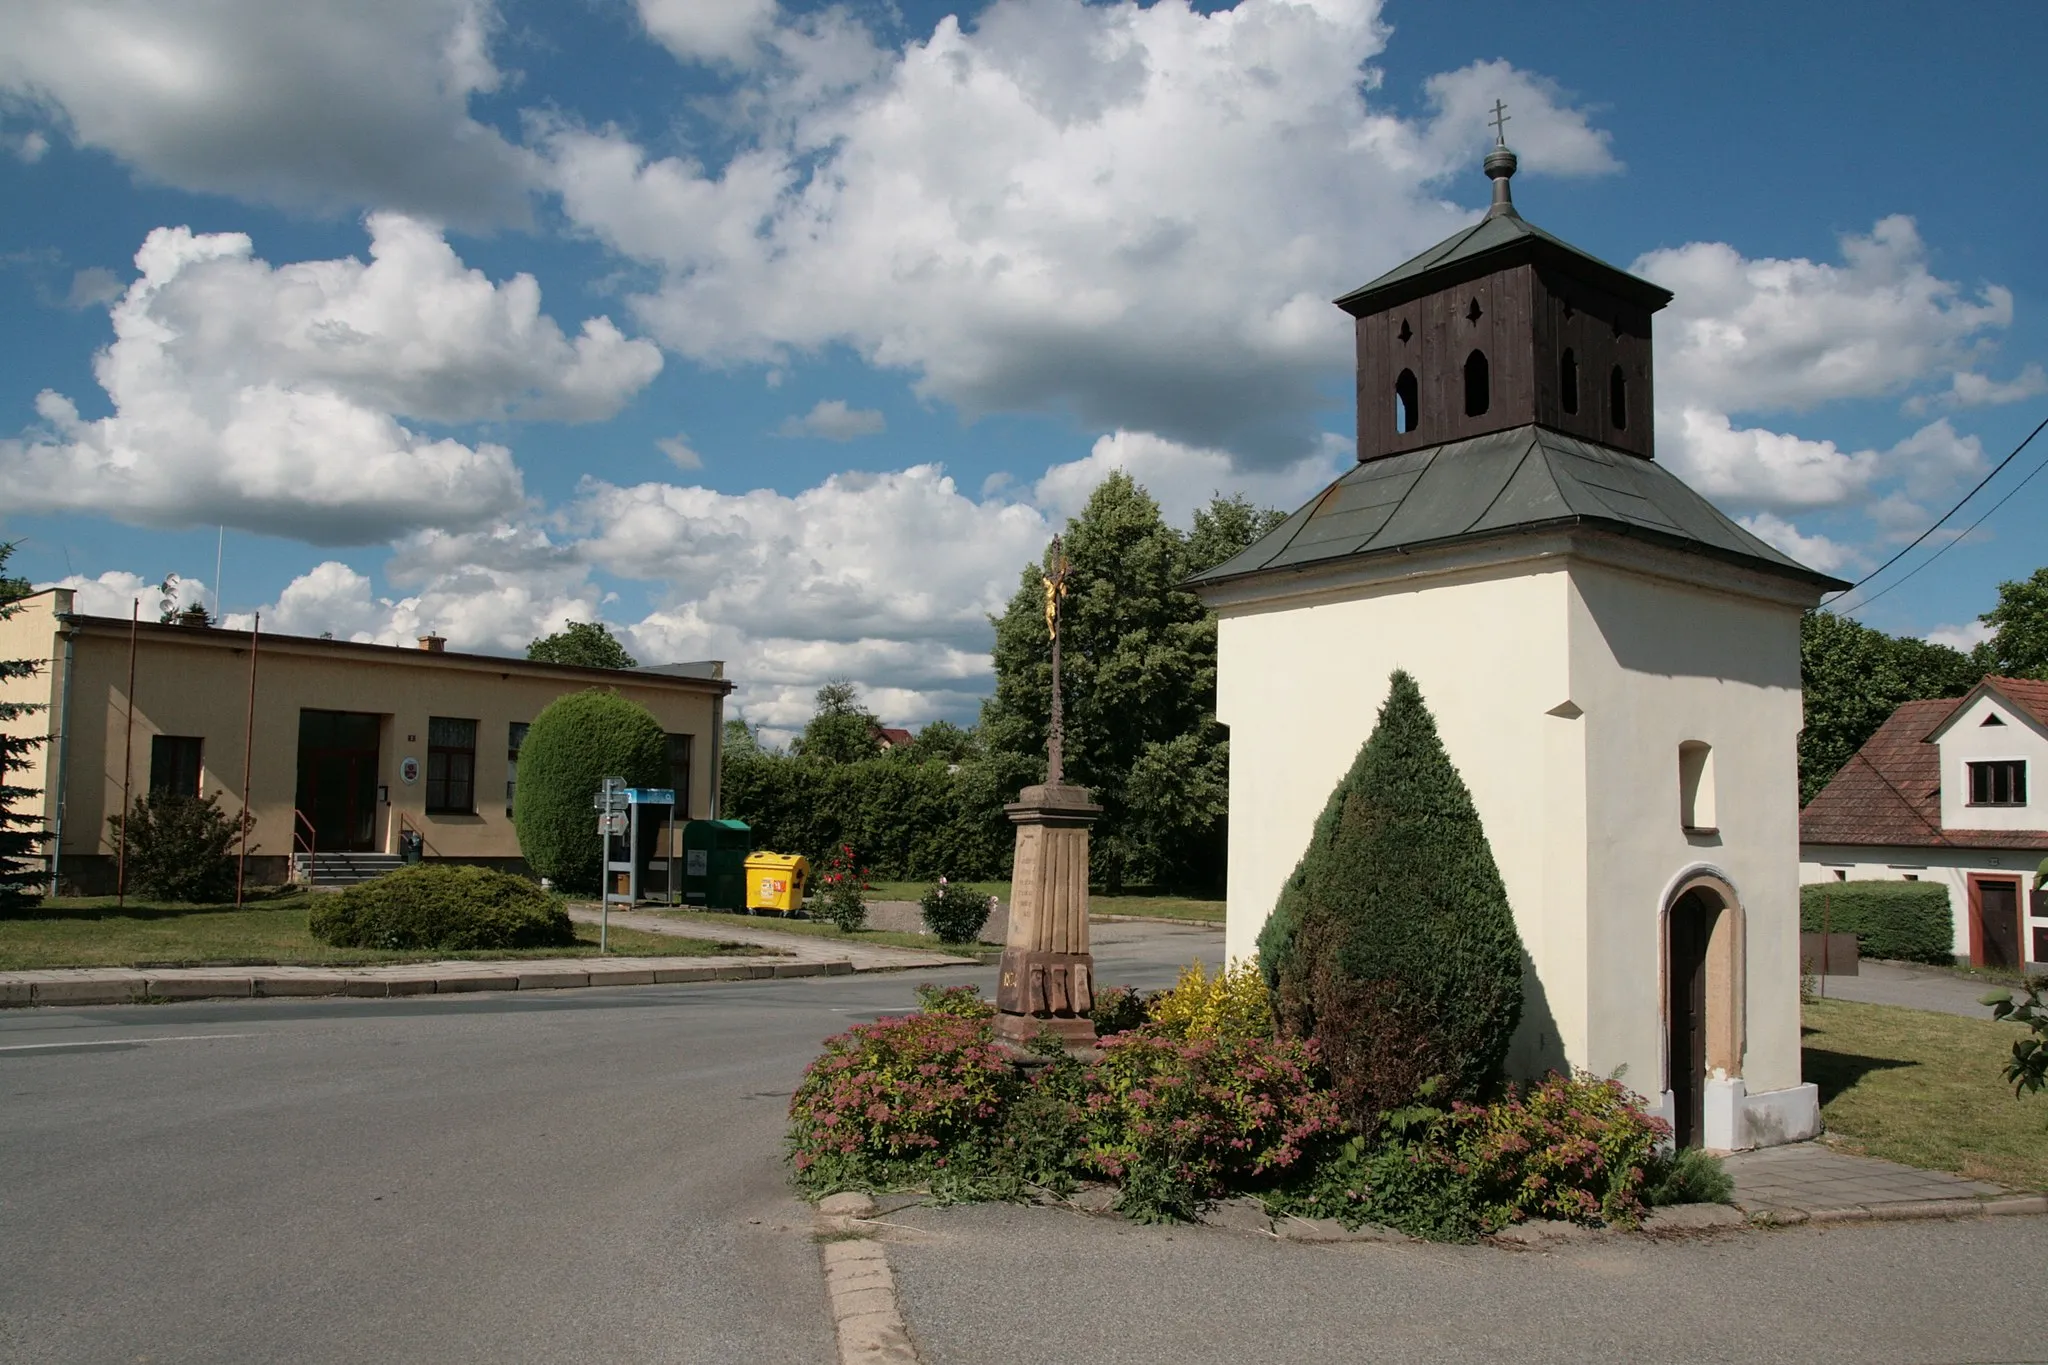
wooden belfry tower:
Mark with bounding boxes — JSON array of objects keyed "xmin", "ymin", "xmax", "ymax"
[
  {"xmin": 1344, "ymin": 111, "xmax": 1671, "ymax": 464},
  {"xmin": 1191, "ymin": 113, "xmax": 1849, "ymax": 1152}
]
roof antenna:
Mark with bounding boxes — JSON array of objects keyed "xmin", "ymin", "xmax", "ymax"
[{"xmin": 1484, "ymin": 99, "xmax": 1519, "ymax": 220}]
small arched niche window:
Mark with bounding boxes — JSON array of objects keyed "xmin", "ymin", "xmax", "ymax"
[
  {"xmin": 1463, "ymin": 349, "xmax": 1490, "ymax": 418},
  {"xmin": 1559, "ymin": 348, "xmax": 1579, "ymax": 415},
  {"xmin": 1394, "ymin": 368, "xmax": 1419, "ymax": 434},
  {"xmin": 1678, "ymin": 741, "xmax": 1716, "ymax": 833},
  {"xmin": 1609, "ymin": 365, "xmax": 1629, "ymax": 429}
]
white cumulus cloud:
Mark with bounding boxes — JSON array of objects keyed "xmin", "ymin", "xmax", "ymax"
[{"xmin": 776, "ymin": 398, "xmax": 886, "ymax": 440}]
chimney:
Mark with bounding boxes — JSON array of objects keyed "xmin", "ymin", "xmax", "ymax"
[{"xmin": 417, "ymin": 633, "xmax": 447, "ymax": 653}]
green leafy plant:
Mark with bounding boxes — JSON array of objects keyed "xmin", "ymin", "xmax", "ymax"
[
  {"xmin": 1644, "ymin": 1145, "xmax": 1736, "ymax": 1206},
  {"xmin": 511, "ymin": 689, "xmax": 668, "ymax": 893},
  {"xmin": 308, "ymin": 864, "xmax": 574, "ymax": 950},
  {"xmin": 1088, "ymin": 984, "xmax": 1151, "ymax": 1037},
  {"xmin": 815, "ymin": 843, "xmax": 870, "ymax": 932},
  {"xmin": 525, "ymin": 620, "xmax": 638, "ymax": 670},
  {"xmin": 1259, "ymin": 669, "xmax": 1526, "ymax": 1128},
  {"xmin": 916, "ymin": 982, "xmax": 995, "ymax": 1019},
  {"xmin": 787, "ymin": 1012, "xmax": 1015, "ymax": 1193},
  {"xmin": 920, "ymin": 876, "xmax": 994, "ymax": 944},
  {"xmin": 1986, "ymin": 982, "xmax": 2048, "ymax": 1104},
  {"xmin": 105, "ymin": 791, "xmax": 250, "ymax": 903},
  {"xmin": 0, "ymin": 545, "xmax": 47, "ymax": 912},
  {"xmin": 1080, "ymin": 1031, "xmax": 1340, "ymax": 1223},
  {"xmin": 1800, "ymin": 881, "xmax": 1953, "ymax": 965},
  {"xmin": 1456, "ymin": 1071, "xmax": 1666, "ymax": 1229},
  {"xmin": 1145, "ymin": 956, "xmax": 1272, "ymax": 1043}
]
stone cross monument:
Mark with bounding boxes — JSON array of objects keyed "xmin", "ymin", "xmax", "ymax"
[{"xmin": 994, "ymin": 535, "xmax": 1101, "ymax": 1048}]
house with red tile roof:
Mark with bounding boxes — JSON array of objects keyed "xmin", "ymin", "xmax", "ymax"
[{"xmin": 1800, "ymin": 676, "xmax": 2048, "ymax": 970}]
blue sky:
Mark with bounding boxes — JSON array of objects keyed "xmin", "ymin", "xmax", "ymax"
[{"xmin": 2, "ymin": 0, "xmax": 2042, "ymax": 734}]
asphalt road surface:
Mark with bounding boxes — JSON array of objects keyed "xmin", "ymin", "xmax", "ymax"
[{"xmin": 0, "ymin": 922, "xmax": 1215, "ymax": 1364}]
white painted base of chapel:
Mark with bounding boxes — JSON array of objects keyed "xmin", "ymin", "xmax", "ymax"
[{"xmin": 1650, "ymin": 1079, "xmax": 1820, "ymax": 1152}]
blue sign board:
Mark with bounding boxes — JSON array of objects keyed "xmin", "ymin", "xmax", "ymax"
[{"xmin": 626, "ymin": 788, "xmax": 676, "ymax": 805}]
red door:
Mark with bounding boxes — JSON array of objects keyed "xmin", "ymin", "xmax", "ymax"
[{"xmin": 1972, "ymin": 878, "xmax": 2021, "ymax": 970}]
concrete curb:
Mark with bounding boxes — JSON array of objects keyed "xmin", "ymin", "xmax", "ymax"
[
  {"xmin": 814, "ymin": 1194, "xmax": 920, "ymax": 1364},
  {"xmin": 1746, "ymin": 1193, "xmax": 2048, "ymax": 1227},
  {"xmin": 1087, "ymin": 914, "xmax": 1225, "ymax": 929},
  {"xmin": 0, "ymin": 957, "xmax": 856, "ymax": 1008}
]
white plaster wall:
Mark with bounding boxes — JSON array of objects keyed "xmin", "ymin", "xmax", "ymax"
[
  {"xmin": 1800, "ymin": 846, "xmax": 2045, "ymax": 964},
  {"xmin": 1566, "ymin": 563, "xmax": 1806, "ymax": 1097},
  {"xmin": 1934, "ymin": 693, "xmax": 2048, "ymax": 832},
  {"xmin": 1214, "ymin": 564, "xmax": 1583, "ymax": 1067}
]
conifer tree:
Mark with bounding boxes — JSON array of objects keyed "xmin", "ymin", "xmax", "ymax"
[
  {"xmin": 1259, "ymin": 669, "xmax": 1525, "ymax": 1127},
  {"xmin": 0, "ymin": 545, "xmax": 47, "ymax": 911}
]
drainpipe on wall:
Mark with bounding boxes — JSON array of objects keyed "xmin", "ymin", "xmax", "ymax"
[{"xmin": 47, "ymin": 615, "xmax": 76, "ymax": 897}]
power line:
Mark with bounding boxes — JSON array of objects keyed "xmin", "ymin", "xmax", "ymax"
[
  {"xmin": 1823, "ymin": 411, "xmax": 2048, "ymax": 613},
  {"xmin": 1834, "ymin": 415, "xmax": 2048, "ymax": 615}
]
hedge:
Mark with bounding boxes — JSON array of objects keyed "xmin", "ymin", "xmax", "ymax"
[
  {"xmin": 720, "ymin": 751, "xmax": 1013, "ymax": 881},
  {"xmin": 309, "ymin": 864, "xmax": 575, "ymax": 950},
  {"xmin": 513, "ymin": 689, "xmax": 669, "ymax": 893},
  {"xmin": 1800, "ymin": 880, "xmax": 1954, "ymax": 964}
]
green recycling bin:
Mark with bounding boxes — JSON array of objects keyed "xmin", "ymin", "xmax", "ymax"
[{"xmin": 679, "ymin": 819, "xmax": 751, "ymax": 911}]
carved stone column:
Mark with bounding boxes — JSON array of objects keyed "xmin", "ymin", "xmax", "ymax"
[{"xmin": 994, "ymin": 781, "xmax": 1101, "ymax": 1048}]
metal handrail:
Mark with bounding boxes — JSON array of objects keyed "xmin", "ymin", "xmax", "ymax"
[
  {"xmin": 293, "ymin": 808, "xmax": 316, "ymax": 887},
  {"xmin": 395, "ymin": 810, "xmax": 437, "ymax": 859}
]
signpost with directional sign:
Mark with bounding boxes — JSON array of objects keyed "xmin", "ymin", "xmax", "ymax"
[{"xmin": 593, "ymin": 777, "xmax": 629, "ymax": 952}]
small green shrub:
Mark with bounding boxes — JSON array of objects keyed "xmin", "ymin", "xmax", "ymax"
[
  {"xmin": 920, "ymin": 877, "xmax": 994, "ymax": 944},
  {"xmin": 816, "ymin": 843, "xmax": 870, "ymax": 932},
  {"xmin": 1269, "ymin": 1121, "xmax": 1482, "ymax": 1242},
  {"xmin": 1089, "ymin": 984, "xmax": 1151, "ymax": 1037},
  {"xmin": 1080, "ymin": 1031, "xmax": 1340, "ymax": 1222},
  {"xmin": 916, "ymin": 982, "xmax": 995, "ymax": 1019},
  {"xmin": 512, "ymin": 689, "xmax": 669, "ymax": 893},
  {"xmin": 1145, "ymin": 957, "xmax": 1272, "ymax": 1043},
  {"xmin": 106, "ymin": 791, "xmax": 249, "ymax": 902},
  {"xmin": 1458, "ymin": 1071, "xmax": 1665, "ymax": 1228},
  {"xmin": 1644, "ymin": 1145, "xmax": 1736, "ymax": 1206},
  {"xmin": 308, "ymin": 864, "xmax": 573, "ymax": 950},
  {"xmin": 787, "ymin": 1012, "xmax": 1015, "ymax": 1193},
  {"xmin": 1800, "ymin": 881, "xmax": 1953, "ymax": 964}
]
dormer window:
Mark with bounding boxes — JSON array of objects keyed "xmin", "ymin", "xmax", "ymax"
[
  {"xmin": 1464, "ymin": 350, "xmax": 1490, "ymax": 417},
  {"xmin": 1395, "ymin": 369, "xmax": 1419, "ymax": 433},
  {"xmin": 1968, "ymin": 760, "xmax": 2026, "ymax": 806}
]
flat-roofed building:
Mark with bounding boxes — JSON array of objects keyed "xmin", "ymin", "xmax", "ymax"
[{"xmin": 0, "ymin": 588, "xmax": 731, "ymax": 893}]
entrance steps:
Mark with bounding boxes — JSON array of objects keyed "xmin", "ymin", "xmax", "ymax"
[{"xmin": 293, "ymin": 852, "xmax": 405, "ymax": 888}]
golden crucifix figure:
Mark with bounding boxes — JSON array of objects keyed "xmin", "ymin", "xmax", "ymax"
[{"xmin": 1042, "ymin": 536, "xmax": 1071, "ymax": 786}]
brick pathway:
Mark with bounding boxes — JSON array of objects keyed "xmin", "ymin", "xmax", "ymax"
[{"xmin": 1724, "ymin": 1142, "xmax": 2040, "ymax": 1222}]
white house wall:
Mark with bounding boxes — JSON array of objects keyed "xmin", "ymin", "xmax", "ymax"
[
  {"xmin": 1213, "ymin": 563, "xmax": 1584, "ymax": 1069},
  {"xmin": 1566, "ymin": 562, "xmax": 1807, "ymax": 1098},
  {"xmin": 1799, "ymin": 847, "xmax": 2046, "ymax": 965},
  {"xmin": 1933, "ymin": 693, "xmax": 2048, "ymax": 833}
]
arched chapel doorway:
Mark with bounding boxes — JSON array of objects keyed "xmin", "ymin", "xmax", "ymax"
[{"xmin": 1665, "ymin": 877, "xmax": 1744, "ymax": 1148}]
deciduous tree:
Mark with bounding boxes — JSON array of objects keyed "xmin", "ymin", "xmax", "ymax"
[{"xmin": 526, "ymin": 620, "xmax": 638, "ymax": 670}]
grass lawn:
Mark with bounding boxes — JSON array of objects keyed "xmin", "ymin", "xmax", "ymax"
[
  {"xmin": 655, "ymin": 908, "xmax": 998, "ymax": 960},
  {"xmin": 864, "ymin": 880, "xmax": 1224, "ymax": 923},
  {"xmin": 1803, "ymin": 997, "xmax": 2046, "ymax": 1192},
  {"xmin": 0, "ymin": 895, "xmax": 764, "ymax": 970}
]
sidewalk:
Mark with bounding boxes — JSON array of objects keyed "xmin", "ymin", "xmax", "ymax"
[
  {"xmin": 566, "ymin": 905, "xmax": 975, "ymax": 971},
  {"xmin": 1725, "ymin": 1141, "xmax": 2045, "ymax": 1223}
]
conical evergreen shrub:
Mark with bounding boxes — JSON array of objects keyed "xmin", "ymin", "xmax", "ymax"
[{"xmin": 1258, "ymin": 669, "xmax": 1525, "ymax": 1129}]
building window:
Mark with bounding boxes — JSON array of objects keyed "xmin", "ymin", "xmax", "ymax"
[
  {"xmin": 1967, "ymin": 760, "xmax": 2026, "ymax": 806},
  {"xmin": 1678, "ymin": 740, "xmax": 1716, "ymax": 832},
  {"xmin": 1834, "ymin": 870, "xmax": 1847, "ymax": 881},
  {"xmin": 1463, "ymin": 349, "xmax": 1490, "ymax": 417},
  {"xmin": 427, "ymin": 717, "xmax": 478, "ymax": 814},
  {"xmin": 1559, "ymin": 348, "xmax": 1579, "ymax": 415},
  {"xmin": 506, "ymin": 721, "xmax": 529, "ymax": 816},
  {"xmin": 667, "ymin": 733, "xmax": 693, "ymax": 820},
  {"xmin": 1610, "ymin": 365, "xmax": 1628, "ymax": 429},
  {"xmin": 1394, "ymin": 368, "xmax": 1419, "ymax": 433},
  {"xmin": 150, "ymin": 735, "xmax": 204, "ymax": 798}
]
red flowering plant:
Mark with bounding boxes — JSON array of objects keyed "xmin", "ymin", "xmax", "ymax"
[
  {"xmin": 787, "ymin": 1011, "xmax": 1015, "ymax": 1193},
  {"xmin": 1080, "ymin": 1030, "xmax": 1342, "ymax": 1222},
  {"xmin": 1454, "ymin": 1070, "xmax": 1668, "ymax": 1229},
  {"xmin": 815, "ymin": 843, "xmax": 871, "ymax": 932}
]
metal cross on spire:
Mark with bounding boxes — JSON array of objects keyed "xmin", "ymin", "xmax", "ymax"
[{"xmin": 1489, "ymin": 99, "xmax": 1510, "ymax": 145}]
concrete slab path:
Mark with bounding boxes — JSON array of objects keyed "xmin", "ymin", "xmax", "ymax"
[{"xmin": 1724, "ymin": 1141, "xmax": 2042, "ymax": 1222}]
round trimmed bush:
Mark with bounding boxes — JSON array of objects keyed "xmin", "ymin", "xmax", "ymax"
[
  {"xmin": 309, "ymin": 864, "xmax": 574, "ymax": 950},
  {"xmin": 512, "ymin": 688, "xmax": 669, "ymax": 893}
]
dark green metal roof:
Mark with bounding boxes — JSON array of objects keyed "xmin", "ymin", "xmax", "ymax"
[
  {"xmin": 1188, "ymin": 426, "xmax": 1850, "ymax": 592},
  {"xmin": 1333, "ymin": 210, "xmax": 1673, "ymax": 317}
]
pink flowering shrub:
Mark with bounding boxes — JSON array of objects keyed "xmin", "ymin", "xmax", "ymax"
[
  {"xmin": 1081, "ymin": 1031, "xmax": 1342, "ymax": 1222},
  {"xmin": 1455, "ymin": 1070, "xmax": 1667, "ymax": 1228},
  {"xmin": 787, "ymin": 1012, "xmax": 1014, "ymax": 1191}
]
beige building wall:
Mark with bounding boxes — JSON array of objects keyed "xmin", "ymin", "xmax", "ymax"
[
  {"xmin": 0, "ymin": 591, "xmax": 62, "ymax": 829},
  {"xmin": 2, "ymin": 590, "xmax": 727, "ymax": 885}
]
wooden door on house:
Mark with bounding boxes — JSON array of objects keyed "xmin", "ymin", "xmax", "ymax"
[
  {"xmin": 1975, "ymin": 878, "xmax": 2021, "ymax": 971},
  {"xmin": 1667, "ymin": 891, "xmax": 1718, "ymax": 1149}
]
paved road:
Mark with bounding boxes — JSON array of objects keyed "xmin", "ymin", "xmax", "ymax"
[
  {"xmin": 1817, "ymin": 960, "xmax": 2031, "ymax": 1020},
  {"xmin": 0, "ymin": 922, "xmax": 1216, "ymax": 1364},
  {"xmin": 887, "ymin": 1202, "xmax": 2048, "ymax": 1365}
]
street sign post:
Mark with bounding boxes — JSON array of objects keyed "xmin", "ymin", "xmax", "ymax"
[{"xmin": 593, "ymin": 776, "xmax": 629, "ymax": 952}]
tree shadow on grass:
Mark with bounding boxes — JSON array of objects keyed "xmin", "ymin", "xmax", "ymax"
[{"xmin": 1803, "ymin": 1047, "xmax": 1918, "ymax": 1106}]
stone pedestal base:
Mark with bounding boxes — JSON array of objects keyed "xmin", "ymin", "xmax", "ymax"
[{"xmin": 994, "ymin": 782, "xmax": 1100, "ymax": 1051}]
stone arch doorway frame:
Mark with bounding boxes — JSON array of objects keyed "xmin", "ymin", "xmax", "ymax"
[{"xmin": 1658, "ymin": 867, "xmax": 1747, "ymax": 1146}]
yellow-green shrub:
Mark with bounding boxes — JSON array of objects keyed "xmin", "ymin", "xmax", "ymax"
[{"xmin": 1146, "ymin": 957, "xmax": 1273, "ymax": 1043}]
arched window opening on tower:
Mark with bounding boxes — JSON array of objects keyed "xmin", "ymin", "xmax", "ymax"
[
  {"xmin": 1464, "ymin": 350, "xmax": 1490, "ymax": 418},
  {"xmin": 1610, "ymin": 365, "xmax": 1628, "ymax": 429},
  {"xmin": 1560, "ymin": 348, "xmax": 1579, "ymax": 415},
  {"xmin": 1394, "ymin": 369, "xmax": 1419, "ymax": 433}
]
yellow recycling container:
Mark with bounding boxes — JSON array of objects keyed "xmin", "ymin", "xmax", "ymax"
[{"xmin": 744, "ymin": 852, "xmax": 811, "ymax": 916}]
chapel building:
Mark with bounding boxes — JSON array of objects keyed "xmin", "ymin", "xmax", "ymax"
[{"xmin": 1191, "ymin": 139, "xmax": 1849, "ymax": 1150}]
